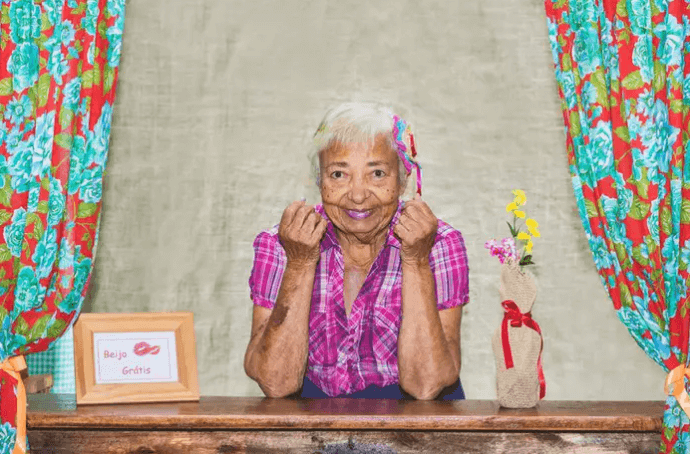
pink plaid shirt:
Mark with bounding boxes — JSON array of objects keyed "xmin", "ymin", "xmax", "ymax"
[{"xmin": 249, "ymin": 202, "xmax": 469, "ymax": 397}]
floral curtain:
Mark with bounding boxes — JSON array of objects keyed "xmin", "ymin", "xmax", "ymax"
[
  {"xmin": 0, "ymin": 0, "xmax": 126, "ymax": 452},
  {"xmin": 545, "ymin": 0, "xmax": 690, "ymax": 452}
]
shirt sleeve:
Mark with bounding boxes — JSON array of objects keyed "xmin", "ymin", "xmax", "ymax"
[
  {"xmin": 429, "ymin": 224, "xmax": 470, "ymax": 311},
  {"xmin": 248, "ymin": 227, "xmax": 286, "ymax": 309}
]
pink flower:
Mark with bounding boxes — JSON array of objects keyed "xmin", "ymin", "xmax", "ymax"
[
  {"xmin": 501, "ymin": 237, "xmax": 517, "ymax": 259},
  {"xmin": 484, "ymin": 237, "xmax": 518, "ymax": 264}
]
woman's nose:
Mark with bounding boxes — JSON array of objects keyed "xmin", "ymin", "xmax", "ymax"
[{"xmin": 348, "ymin": 179, "xmax": 370, "ymax": 204}]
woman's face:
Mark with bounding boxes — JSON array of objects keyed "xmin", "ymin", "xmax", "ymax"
[{"xmin": 319, "ymin": 134, "xmax": 404, "ymax": 243}]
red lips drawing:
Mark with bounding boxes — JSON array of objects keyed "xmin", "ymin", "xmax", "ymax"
[{"xmin": 133, "ymin": 341, "xmax": 160, "ymax": 356}]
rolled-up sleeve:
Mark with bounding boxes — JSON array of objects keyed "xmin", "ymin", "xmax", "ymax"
[
  {"xmin": 248, "ymin": 228, "xmax": 286, "ymax": 309},
  {"xmin": 429, "ymin": 225, "xmax": 470, "ymax": 311}
]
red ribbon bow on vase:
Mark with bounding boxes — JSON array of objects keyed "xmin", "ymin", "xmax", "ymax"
[{"xmin": 501, "ymin": 300, "xmax": 546, "ymax": 399}]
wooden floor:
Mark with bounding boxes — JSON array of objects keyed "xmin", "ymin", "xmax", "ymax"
[{"xmin": 27, "ymin": 394, "xmax": 664, "ymax": 453}]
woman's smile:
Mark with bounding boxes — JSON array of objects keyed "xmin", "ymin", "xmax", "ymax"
[{"xmin": 345, "ymin": 208, "xmax": 373, "ymax": 220}]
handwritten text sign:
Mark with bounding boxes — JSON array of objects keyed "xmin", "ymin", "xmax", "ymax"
[{"xmin": 93, "ymin": 331, "xmax": 179, "ymax": 385}]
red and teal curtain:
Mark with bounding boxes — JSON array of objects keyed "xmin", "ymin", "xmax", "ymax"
[
  {"xmin": 545, "ymin": 0, "xmax": 690, "ymax": 452},
  {"xmin": 0, "ymin": 0, "xmax": 126, "ymax": 452}
]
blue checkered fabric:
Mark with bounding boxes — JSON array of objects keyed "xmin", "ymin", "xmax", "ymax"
[{"xmin": 25, "ymin": 325, "xmax": 76, "ymax": 394}]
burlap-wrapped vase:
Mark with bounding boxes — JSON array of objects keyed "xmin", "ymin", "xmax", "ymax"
[{"xmin": 491, "ymin": 260, "xmax": 542, "ymax": 408}]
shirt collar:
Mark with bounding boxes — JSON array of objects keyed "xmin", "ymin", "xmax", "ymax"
[{"xmin": 316, "ymin": 201, "xmax": 403, "ymax": 251}]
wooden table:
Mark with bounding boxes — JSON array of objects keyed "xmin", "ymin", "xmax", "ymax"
[{"xmin": 27, "ymin": 395, "xmax": 664, "ymax": 453}]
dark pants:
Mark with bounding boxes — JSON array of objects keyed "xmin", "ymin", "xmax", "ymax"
[{"xmin": 300, "ymin": 376, "xmax": 465, "ymax": 400}]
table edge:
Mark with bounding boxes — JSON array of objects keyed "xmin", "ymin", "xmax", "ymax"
[{"xmin": 27, "ymin": 396, "xmax": 665, "ymax": 432}]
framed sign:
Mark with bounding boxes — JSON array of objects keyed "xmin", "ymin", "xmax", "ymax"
[{"xmin": 73, "ymin": 312, "xmax": 200, "ymax": 405}]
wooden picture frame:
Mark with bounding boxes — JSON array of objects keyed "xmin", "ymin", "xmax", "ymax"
[{"xmin": 73, "ymin": 312, "xmax": 200, "ymax": 405}]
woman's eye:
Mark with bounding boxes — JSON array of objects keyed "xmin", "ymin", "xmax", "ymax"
[
  {"xmin": 331, "ymin": 171, "xmax": 344, "ymax": 179},
  {"xmin": 374, "ymin": 170, "xmax": 385, "ymax": 178}
]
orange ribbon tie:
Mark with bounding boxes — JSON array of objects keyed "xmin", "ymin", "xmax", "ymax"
[
  {"xmin": 666, "ymin": 364, "xmax": 690, "ymax": 419},
  {"xmin": 0, "ymin": 355, "xmax": 27, "ymax": 454}
]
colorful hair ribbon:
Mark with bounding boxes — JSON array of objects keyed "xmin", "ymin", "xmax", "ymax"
[{"xmin": 391, "ymin": 115, "xmax": 422, "ymax": 196}]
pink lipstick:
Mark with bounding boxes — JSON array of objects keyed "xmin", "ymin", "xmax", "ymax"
[{"xmin": 345, "ymin": 209, "xmax": 372, "ymax": 220}]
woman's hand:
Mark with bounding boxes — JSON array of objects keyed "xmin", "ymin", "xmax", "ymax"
[
  {"xmin": 278, "ymin": 200, "xmax": 328, "ymax": 266},
  {"xmin": 394, "ymin": 194, "xmax": 438, "ymax": 265}
]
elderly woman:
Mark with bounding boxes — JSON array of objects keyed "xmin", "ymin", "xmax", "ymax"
[{"xmin": 244, "ymin": 102, "xmax": 469, "ymax": 399}]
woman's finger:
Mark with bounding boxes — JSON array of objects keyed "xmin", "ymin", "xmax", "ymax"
[
  {"xmin": 291, "ymin": 204, "xmax": 315, "ymax": 229},
  {"xmin": 404, "ymin": 196, "xmax": 434, "ymax": 219},
  {"xmin": 313, "ymin": 215, "xmax": 328, "ymax": 240},
  {"xmin": 417, "ymin": 201, "xmax": 435, "ymax": 219},
  {"xmin": 402, "ymin": 201, "xmax": 421, "ymax": 217},
  {"xmin": 302, "ymin": 210, "xmax": 320, "ymax": 233},
  {"xmin": 394, "ymin": 218, "xmax": 411, "ymax": 238},
  {"xmin": 400, "ymin": 208, "xmax": 422, "ymax": 229},
  {"xmin": 281, "ymin": 200, "xmax": 305, "ymax": 227}
]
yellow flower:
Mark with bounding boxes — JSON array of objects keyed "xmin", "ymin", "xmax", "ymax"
[
  {"xmin": 517, "ymin": 232, "xmax": 531, "ymax": 241},
  {"xmin": 512, "ymin": 189, "xmax": 527, "ymax": 206},
  {"xmin": 525, "ymin": 239, "xmax": 534, "ymax": 253},
  {"xmin": 506, "ymin": 202, "xmax": 518, "ymax": 213},
  {"xmin": 514, "ymin": 210, "xmax": 526, "ymax": 219},
  {"xmin": 526, "ymin": 218, "xmax": 541, "ymax": 237}
]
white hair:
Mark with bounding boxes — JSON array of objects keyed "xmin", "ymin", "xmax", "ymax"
[{"xmin": 309, "ymin": 102, "xmax": 409, "ymax": 190}]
